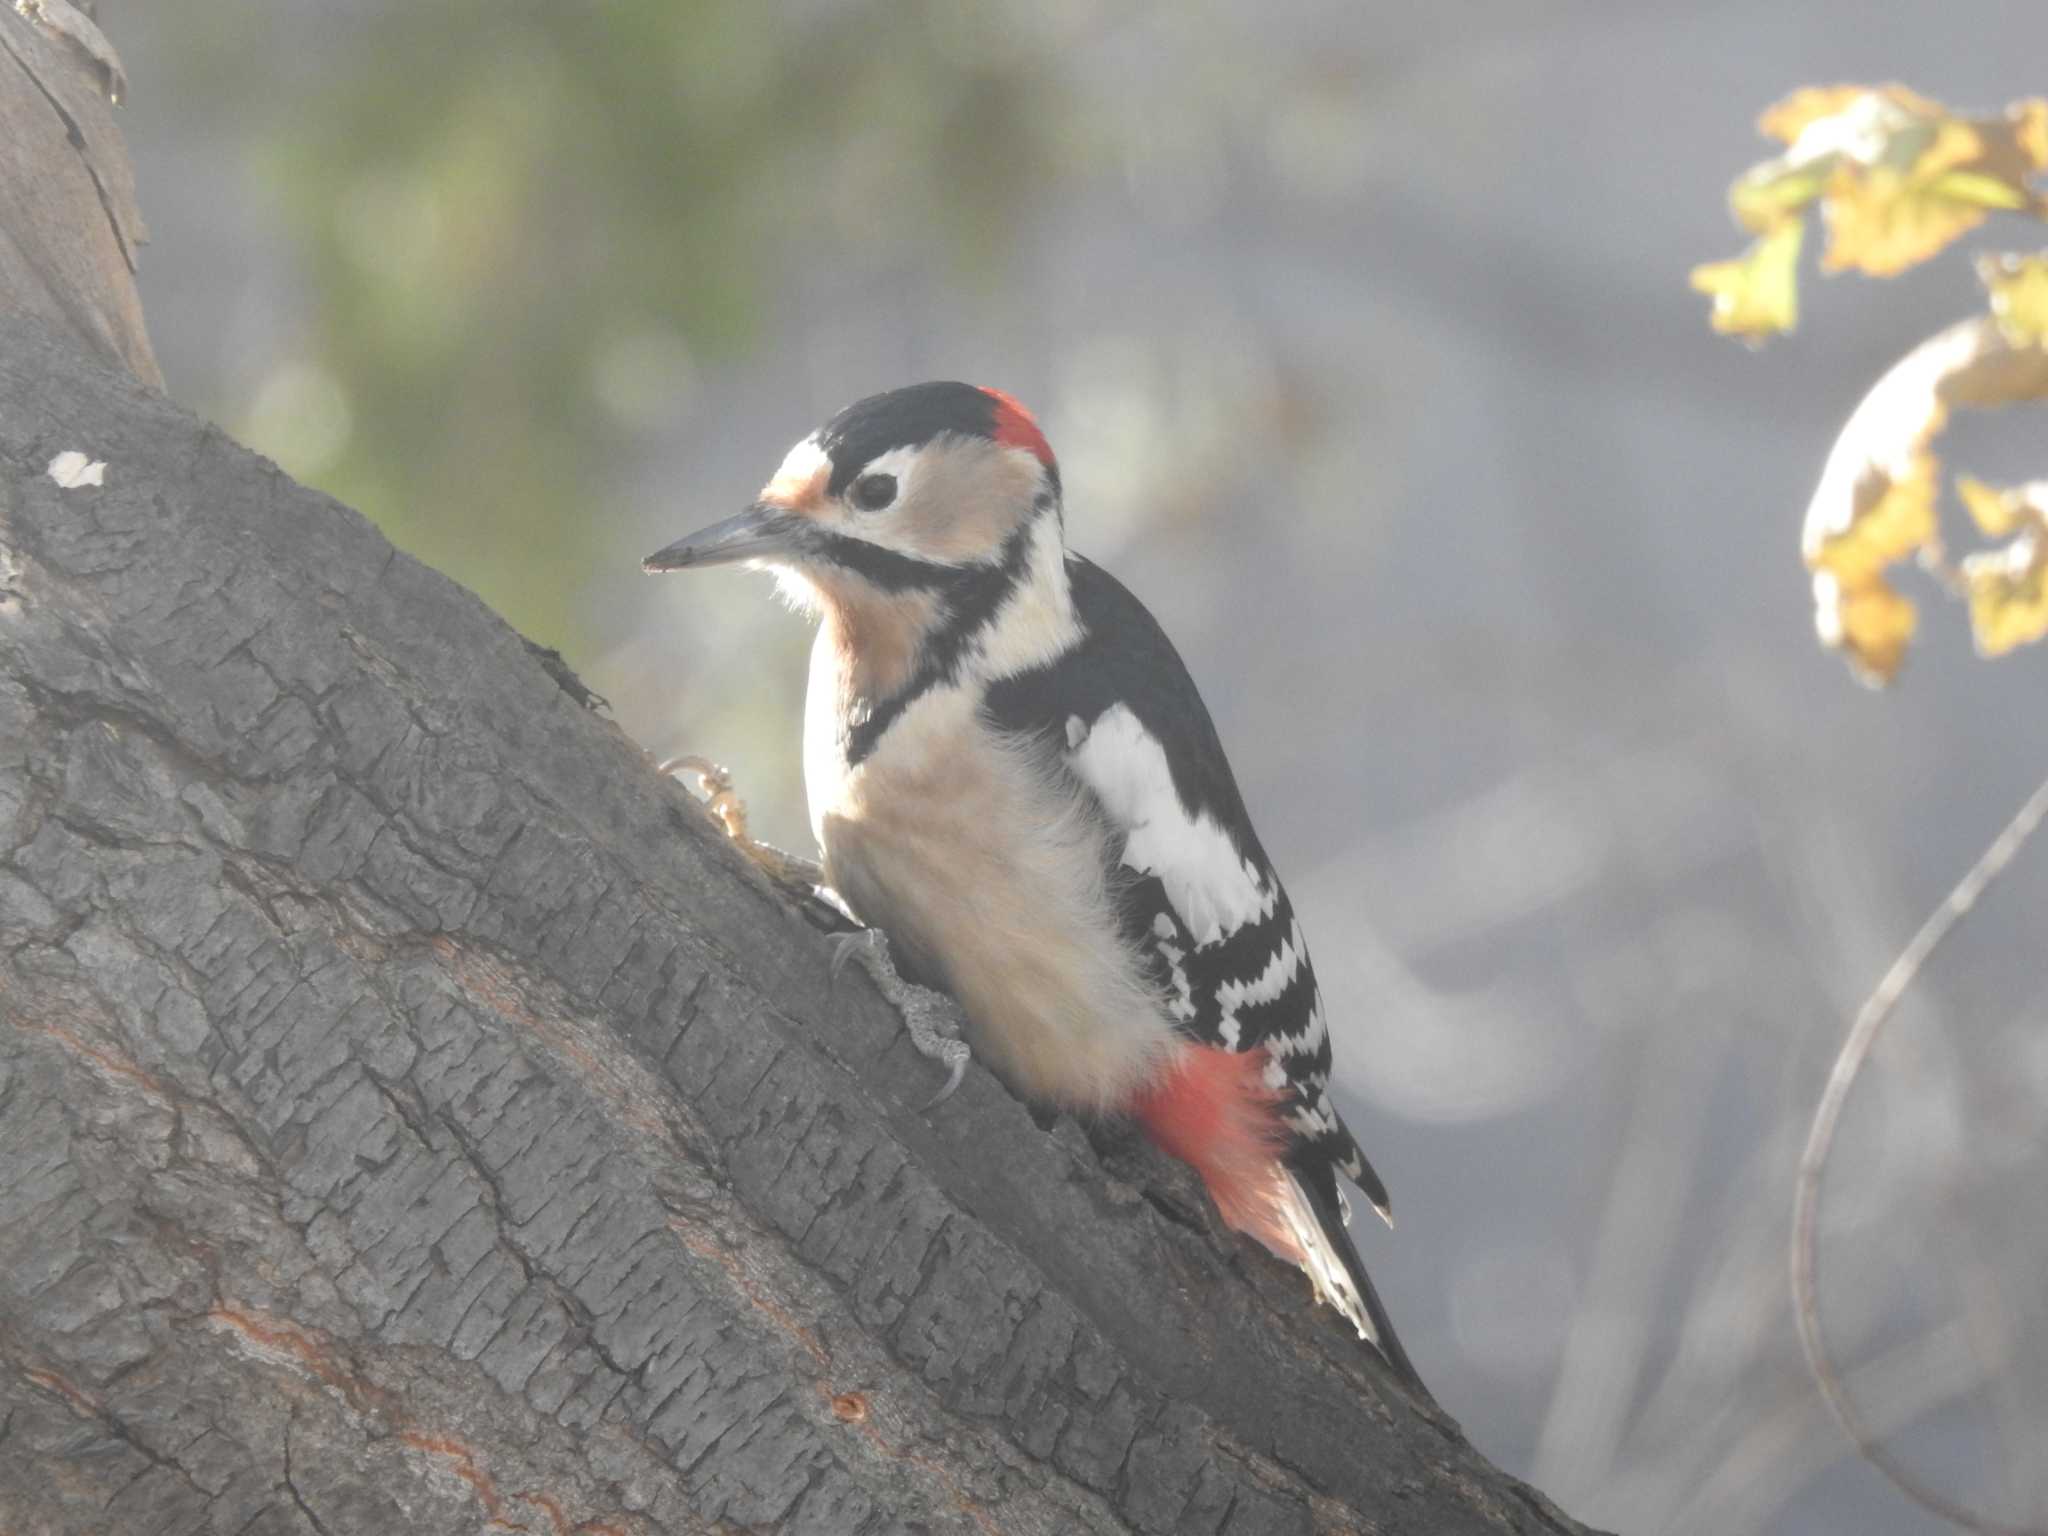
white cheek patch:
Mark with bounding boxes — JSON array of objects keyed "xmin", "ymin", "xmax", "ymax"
[
  {"xmin": 1069, "ymin": 703, "xmax": 1275, "ymax": 946},
  {"xmin": 973, "ymin": 514, "xmax": 1080, "ymax": 678}
]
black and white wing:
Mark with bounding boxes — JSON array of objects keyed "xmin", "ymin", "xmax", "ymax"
[
  {"xmin": 984, "ymin": 556, "xmax": 1425, "ymax": 1385},
  {"xmin": 982, "ymin": 555, "xmax": 1388, "ymax": 1218}
]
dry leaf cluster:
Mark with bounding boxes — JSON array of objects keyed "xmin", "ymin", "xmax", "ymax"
[
  {"xmin": 1696, "ymin": 85, "xmax": 2048, "ymax": 683},
  {"xmin": 1698, "ymin": 83, "xmax": 2048, "ymax": 1536}
]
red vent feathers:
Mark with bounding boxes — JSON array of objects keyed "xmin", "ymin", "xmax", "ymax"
[
  {"xmin": 979, "ymin": 387, "xmax": 1055, "ymax": 468},
  {"xmin": 1126, "ymin": 1044, "xmax": 1302, "ymax": 1263}
]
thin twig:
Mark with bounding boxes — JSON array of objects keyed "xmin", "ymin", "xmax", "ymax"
[{"xmin": 1791, "ymin": 770, "xmax": 2048, "ymax": 1536}]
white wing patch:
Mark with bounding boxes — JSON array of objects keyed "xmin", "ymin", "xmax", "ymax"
[{"xmin": 1068, "ymin": 703, "xmax": 1275, "ymax": 945}]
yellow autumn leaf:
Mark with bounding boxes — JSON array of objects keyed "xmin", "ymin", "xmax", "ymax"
[
  {"xmin": 1700, "ymin": 87, "xmax": 2048, "ymax": 336},
  {"xmin": 1729, "ymin": 161, "xmax": 1831, "ymax": 235},
  {"xmin": 1819, "ymin": 116, "xmax": 2035, "ymax": 276},
  {"xmin": 1964, "ymin": 533, "xmax": 2048, "ymax": 656},
  {"xmin": 1811, "ymin": 570, "xmax": 1918, "ymax": 685},
  {"xmin": 1933, "ymin": 170, "xmax": 2036, "ymax": 210},
  {"xmin": 1954, "ymin": 480, "xmax": 2048, "ymax": 657},
  {"xmin": 1756, "ymin": 84, "xmax": 1947, "ymax": 147},
  {"xmin": 1802, "ymin": 318, "xmax": 2048, "ymax": 683},
  {"xmin": 2022, "ymin": 98, "xmax": 2048, "ymax": 168},
  {"xmin": 1690, "ymin": 219, "xmax": 1804, "ymax": 340},
  {"xmin": 1759, "ymin": 86, "xmax": 1874, "ymax": 145},
  {"xmin": 1708, "ymin": 87, "xmax": 2048, "ymax": 681},
  {"xmin": 1957, "ymin": 474, "xmax": 2024, "ymax": 537},
  {"xmin": 1808, "ymin": 440, "xmax": 1939, "ymax": 589},
  {"xmin": 1979, "ymin": 251, "xmax": 2048, "ymax": 343}
]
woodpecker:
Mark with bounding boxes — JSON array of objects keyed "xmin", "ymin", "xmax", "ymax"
[{"xmin": 645, "ymin": 382, "xmax": 1423, "ymax": 1389}]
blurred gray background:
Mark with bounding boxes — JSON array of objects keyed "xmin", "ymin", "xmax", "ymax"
[{"xmin": 117, "ymin": 3, "xmax": 2048, "ymax": 1532}]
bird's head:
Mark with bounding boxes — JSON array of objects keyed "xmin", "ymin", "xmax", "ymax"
[{"xmin": 643, "ymin": 382, "xmax": 1062, "ymax": 615}]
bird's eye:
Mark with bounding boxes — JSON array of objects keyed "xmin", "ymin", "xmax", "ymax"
[{"xmin": 850, "ymin": 472, "xmax": 897, "ymax": 512}]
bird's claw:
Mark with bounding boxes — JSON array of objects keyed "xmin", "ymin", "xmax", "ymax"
[
  {"xmin": 660, "ymin": 754, "xmax": 751, "ymax": 841},
  {"xmin": 829, "ymin": 929, "xmax": 869, "ymax": 986},
  {"xmin": 832, "ymin": 927, "xmax": 970, "ymax": 1109},
  {"xmin": 661, "ymin": 754, "xmax": 827, "ymax": 895},
  {"xmin": 920, "ymin": 1039, "xmax": 970, "ymax": 1109}
]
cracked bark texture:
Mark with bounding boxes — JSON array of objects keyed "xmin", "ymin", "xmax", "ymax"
[
  {"xmin": 0, "ymin": 324, "xmax": 1609, "ymax": 1536},
  {"xmin": 0, "ymin": 12, "xmax": 1611, "ymax": 1529}
]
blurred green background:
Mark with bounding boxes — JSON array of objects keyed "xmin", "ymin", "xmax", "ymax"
[{"xmin": 120, "ymin": 4, "xmax": 2048, "ymax": 1532}]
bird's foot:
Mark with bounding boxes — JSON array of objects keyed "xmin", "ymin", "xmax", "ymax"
[
  {"xmin": 831, "ymin": 929, "xmax": 970, "ymax": 1109},
  {"xmin": 660, "ymin": 754, "xmax": 825, "ymax": 892}
]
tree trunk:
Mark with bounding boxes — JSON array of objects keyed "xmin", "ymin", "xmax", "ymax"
[{"xmin": 0, "ymin": 18, "xmax": 1608, "ymax": 1536}]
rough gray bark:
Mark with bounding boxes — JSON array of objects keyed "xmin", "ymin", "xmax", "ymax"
[
  {"xmin": 0, "ymin": 1, "xmax": 157, "ymax": 389},
  {"xmin": 0, "ymin": 324, "xmax": 1613, "ymax": 1535},
  {"xmin": 0, "ymin": 15, "xmax": 1611, "ymax": 1527}
]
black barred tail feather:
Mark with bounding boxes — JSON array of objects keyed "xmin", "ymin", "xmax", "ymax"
[{"xmin": 1296, "ymin": 1170, "xmax": 1430, "ymax": 1399}]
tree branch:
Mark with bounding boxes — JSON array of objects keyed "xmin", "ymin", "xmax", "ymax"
[
  {"xmin": 1791, "ymin": 771, "xmax": 2048, "ymax": 1536},
  {"xmin": 0, "ymin": 317, "xmax": 1604, "ymax": 1534},
  {"xmin": 0, "ymin": 15, "xmax": 1606, "ymax": 1527}
]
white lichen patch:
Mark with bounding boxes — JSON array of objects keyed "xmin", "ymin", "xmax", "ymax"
[{"xmin": 46, "ymin": 451, "xmax": 107, "ymax": 489}]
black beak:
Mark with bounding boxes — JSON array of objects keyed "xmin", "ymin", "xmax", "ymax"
[{"xmin": 642, "ymin": 504, "xmax": 806, "ymax": 573}]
